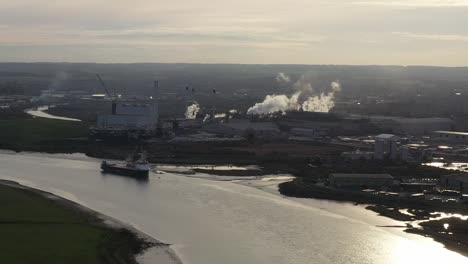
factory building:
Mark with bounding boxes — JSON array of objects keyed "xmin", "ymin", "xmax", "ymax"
[
  {"xmin": 370, "ymin": 117, "xmax": 454, "ymax": 135},
  {"xmin": 202, "ymin": 120, "xmax": 283, "ymax": 139},
  {"xmin": 374, "ymin": 134, "xmax": 399, "ymax": 160},
  {"xmin": 433, "ymin": 131, "xmax": 468, "ymax": 143},
  {"xmin": 97, "ymin": 101, "xmax": 159, "ymax": 130},
  {"xmin": 440, "ymin": 174, "xmax": 468, "ymax": 193},
  {"xmin": 400, "ymin": 143, "xmax": 432, "ymax": 162},
  {"xmin": 329, "ymin": 173, "xmax": 394, "ymax": 189},
  {"xmin": 290, "ymin": 128, "xmax": 327, "ymax": 139}
]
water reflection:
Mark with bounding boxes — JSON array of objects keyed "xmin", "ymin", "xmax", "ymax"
[
  {"xmin": 424, "ymin": 162, "xmax": 468, "ymax": 172},
  {"xmin": 100, "ymin": 171, "xmax": 150, "ymax": 190},
  {"xmin": 1, "ymin": 152, "xmax": 468, "ymax": 264},
  {"xmin": 25, "ymin": 105, "xmax": 82, "ymax": 122},
  {"xmin": 391, "ymin": 238, "xmax": 466, "ymax": 264}
]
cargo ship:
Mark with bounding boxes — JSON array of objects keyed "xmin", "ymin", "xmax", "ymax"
[{"xmin": 101, "ymin": 151, "xmax": 150, "ymax": 179}]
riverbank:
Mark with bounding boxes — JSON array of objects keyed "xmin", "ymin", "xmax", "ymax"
[
  {"xmin": 367, "ymin": 204, "xmax": 468, "ymax": 257},
  {"xmin": 0, "ymin": 180, "xmax": 170, "ymax": 264},
  {"xmin": 279, "ymin": 179, "xmax": 468, "ymax": 257}
]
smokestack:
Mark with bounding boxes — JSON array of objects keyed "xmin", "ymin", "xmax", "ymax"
[
  {"xmin": 154, "ymin": 80, "xmax": 159, "ymax": 98},
  {"xmin": 112, "ymin": 102, "xmax": 116, "ymax": 115}
]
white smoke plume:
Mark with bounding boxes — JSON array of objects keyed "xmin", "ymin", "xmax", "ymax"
[
  {"xmin": 247, "ymin": 78, "xmax": 341, "ymax": 115},
  {"xmin": 214, "ymin": 113, "xmax": 226, "ymax": 119},
  {"xmin": 185, "ymin": 102, "xmax": 200, "ymax": 119},
  {"xmin": 202, "ymin": 114, "xmax": 210, "ymax": 122},
  {"xmin": 246, "ymin": 93, "xmax": 301, "ymax": 115},
  {"xmin": 301, "ymin": 81, "xmax": 341, "ymax": 113},
  {"xmin": 276, "ymin": 72, "xmax": 291, "ymax": 83}
]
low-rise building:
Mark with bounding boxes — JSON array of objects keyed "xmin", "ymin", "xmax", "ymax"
[
  {"xmin": 400, "ymin": 182, "xmax": 437, "ymax": 193},
  {"xmin": 433, "ymin": 131, "xmax": 468, "ymax": 144},
  {"xmin": 202, "ymin": 120, "xmax": 283, "ymax": 139},
  {"xmin": 440, "ymin": 174, "xmax": 468, "ymax": 193},
  {"xmin": 341, "ymin": 149, "xmax": 374, "ymax": 160},
  {"xmin": 329, "ymin": 173, "xmax": 394, "ymax": 189}
]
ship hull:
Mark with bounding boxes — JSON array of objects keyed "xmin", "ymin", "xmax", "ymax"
[{"xmin": 101, "ymin": 163, "xmax": 149, "ymax": 179}]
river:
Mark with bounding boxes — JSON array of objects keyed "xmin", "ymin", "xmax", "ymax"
[
  {"xmin": 0, "ymin": 152, "xmax": 467, "ymax": 264},
  {"xmin": 25, "ymin": 106, "xmax": 82, "ymax": 122}
]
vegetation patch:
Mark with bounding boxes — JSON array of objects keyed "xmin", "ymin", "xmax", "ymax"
[
  {"xmin": 0, "ymin": 116, "xmax": 89, "ymax": 152},
  {"xmin": 0, "ymin": 183, "xmax": 148, "ymax": 264}
]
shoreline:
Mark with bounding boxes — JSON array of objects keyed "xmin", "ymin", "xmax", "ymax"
[
  {"xmin": 278, "ymin": 180, "xmax": 468, "ymax": 258},
  {"xmin": 0, "ymin": 179, "xmax": 182, "ymax": 264}
]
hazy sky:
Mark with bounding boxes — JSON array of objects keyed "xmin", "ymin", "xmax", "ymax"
[{"xmin": 1, "ymin": 0, "xmax": 468, "ymax": 66}]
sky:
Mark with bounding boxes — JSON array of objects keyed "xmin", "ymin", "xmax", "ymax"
[{"xmin": 1, "ymin": 0, "xmax": 468, "ymax": 66}]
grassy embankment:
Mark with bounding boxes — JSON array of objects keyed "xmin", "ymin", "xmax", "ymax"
[
  {"xmin": 0, "ymin": 182, "xmax": 148, "ymax": 264},
  {"xmin": 0, "ymin": 115, "xmax": 89, "ymax": 153}
]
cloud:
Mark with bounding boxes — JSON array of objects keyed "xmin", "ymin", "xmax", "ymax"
[
  {"xmin": 1, "ymin": 0, "xmax": 468, "ymax": 65},
  {"xmin": 354, "ymin": 0, "xmax": 468, "ymax": 7},
  {"xmin": 393, "ymin": 32, "xmax": 468, "ymax": 41}
]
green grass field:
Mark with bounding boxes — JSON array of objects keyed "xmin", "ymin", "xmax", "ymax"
[
  {"xmin": 0, "ymin": 117, "xmax": 89, "ymax": 152},
  {"xmin": 0, "ymin": 184, "xmax": 141, "ymax": 264}
]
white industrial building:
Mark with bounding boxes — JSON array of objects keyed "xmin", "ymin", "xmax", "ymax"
[
  {"xmin": 97, "ymin": 100, "xmax": 159, "ymax": 130},
  {"xmin": 329, "ymin": 173, "xmax": 394, "ymax": 189},
  {"xmin": 374, "ymin": 134, "xmax": 399, "ymax": 160}
]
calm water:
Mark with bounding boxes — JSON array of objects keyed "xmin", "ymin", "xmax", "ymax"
[
  {"xmin": 25, "ymin": 106, "xmax": 82, "ymax": 122},
  {"xmin": 0, "ymin": 152, "xmax": 467, "ymax": 264}
]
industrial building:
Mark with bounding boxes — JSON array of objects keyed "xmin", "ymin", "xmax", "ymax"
[
  {"xmin": 341, "ymin": 149, "xmax": 374, "ymax": 160},
  {"xmin": 433, "ymin": 131, "xmax": 468, "ymax": 143},
  {"xmin": 369, "ymin": 116, "xmax": 454, "ymax": 135},
  {"xmin": 400, "ymin": 143, "xmax": 432, "ymax": 162},
  {"xmin": 90, "ymin": 99, "xmax": 159, "ymax": 139},
  {"xmin": 374, "ymin": 134, "xmax": 399, "ymax": 160},
  {"xmin": 202, "ymin": 120, "xmax": 283, "ymax": 138},
  {"xmin": 97, "ymin": 101, "xmax": 158, "ymax": 129},
  {"xmin": 399, "ymin": 182, "xmax": 437, "ymax": 193},
  {"xmin": 290, "ymin": 128, "xmax": 327, "ymax": 139},
  {"xmin": 440, "ymin": 174, "xmax": 468, "ymax": 193},
  {"xmin": 329, "ymin": 173, "xmax": 394, "ymax": 189}
]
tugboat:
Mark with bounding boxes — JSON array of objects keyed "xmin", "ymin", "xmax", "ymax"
[{"xmin": 101, "ymin": 150, "xmax": 150, "ymax": 179}]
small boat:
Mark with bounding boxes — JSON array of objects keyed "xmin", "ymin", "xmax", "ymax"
[{"xmin": 101, "ymin": 150, "xmax": 150, "ymax": 179}]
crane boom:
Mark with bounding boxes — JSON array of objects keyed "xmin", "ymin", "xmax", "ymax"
[{"xmin": 96, "ymin": 74, "xmax": 111, "ymax": 97}]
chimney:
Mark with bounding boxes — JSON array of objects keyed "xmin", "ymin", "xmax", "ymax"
[{"xmin": 154, "ymin": 80, "xmax": 159, "ymax": 99}]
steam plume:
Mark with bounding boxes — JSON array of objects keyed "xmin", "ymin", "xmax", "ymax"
[
  {"xmin": 301, "ymin": 81, "xmax": 341, "ymax": 113},
  {"xmin": 185, "ymin": 102, "xmax": 200, "ymax": 119},
  {"xmin": 246, "ymin": 93, "xmax": 301, "ymax": 115},
  {"xmin": 214, "ymin": 113, "xmax": 226, "ymax": 119},
  {"xmin": 276, "ymin": 72, "xmax": 291, "ymax": 83},
  {"xmin": 247, "ymin": 75, "xmax": 341, "ymax": 115}
]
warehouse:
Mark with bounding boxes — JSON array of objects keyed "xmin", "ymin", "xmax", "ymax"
[
  {"xmin": 440, "ymin": 174, "xmax": 468, "ymax": 193},
  {"xmin": 433, "ymin": 131, "xmax": 468, "ymax": 143},
  {"xmin": 329, "ymin": 173, "xmax": 394, "ymax": 190},
  {"xmin": 97, "ymin": 100, "xmax": 159, "ymax": 130},
  {"xmin": 374, "ymin": 134, "xmax": 399, "ymax": 160}
]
